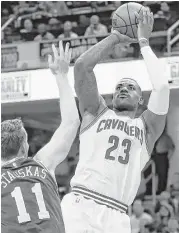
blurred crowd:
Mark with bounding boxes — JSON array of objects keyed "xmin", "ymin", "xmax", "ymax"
[
  {"xmin": 1, "ymin": 1, "xmax": 179, "ymax": 55},
  {"xmin": 130, "ymin": 190, "xmax": 179, "ymax": 233}
]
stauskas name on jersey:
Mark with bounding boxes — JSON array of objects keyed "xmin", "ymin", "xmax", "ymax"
[
  {"xmin": 1, "ymin": 166, "xmax": 47, "ymax": 189},
  {"xmin": 97, "ymin": 119, "xmax": 144, "ymax": 145}
]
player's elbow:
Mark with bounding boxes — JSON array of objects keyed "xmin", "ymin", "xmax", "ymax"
[
  {"xmin": 75, "ymin": 57, "xmax": 92, "ymax": 72},
  {"xmin": 74, "ymin": 58, "xmax": 86, "ymax": 72}
]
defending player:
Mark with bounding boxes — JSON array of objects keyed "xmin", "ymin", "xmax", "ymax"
[
  {"xmin": 61, "ymin": 8, "xmax": 170, "ymax": 233},
  {"xmin": 1, "ymin": 41, "xmax": 80, "ymax": 233}
]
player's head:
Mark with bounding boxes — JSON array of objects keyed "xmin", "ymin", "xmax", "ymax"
[
  {"xmin": 112, "ymin": 78, "xmax": 144, "ymax": 112},
  {"xmin": 1, "ymin": 119, "xmax": 29, "ymax": 161}
]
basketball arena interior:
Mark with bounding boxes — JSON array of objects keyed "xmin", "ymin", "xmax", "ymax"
[{"xmin": 1, "ymin": 1, "xmax": 179, "ymax": 232}]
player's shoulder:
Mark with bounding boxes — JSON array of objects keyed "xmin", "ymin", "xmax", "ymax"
[
  {"xmin": 80, "ymin": 105, "xmax": 109, "ymax": 135},
  {"xmin": 2, "ymin": 157, "xmax": 46, "ymax": 170},
  {"xmin": 80, "ymin": 95, "xmax": 109, "ymax": 134}
]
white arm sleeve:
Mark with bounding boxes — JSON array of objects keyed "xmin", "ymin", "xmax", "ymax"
[{"xmin": 141, "ymin": 46, "xmax": 170, "ymax": 115}]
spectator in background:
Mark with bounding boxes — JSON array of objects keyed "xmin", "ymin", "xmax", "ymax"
[
  {"xmin": 21, "ymin": 19, "xmax": 33, "ymax": 33},
  {"xmin": 79, "ymin": 15, "xmax": 90, "ymax": 28},
  {"xmin": 58, "ymin": 21, "xmax": 78, "ymax": 39},
  {"xmin": 130, "ymin": 199, "xmax": 153, "ymax": 233},
  {"xmin": 160, "ymin": 2, "xmax": 178, "ymax": 27},
  {"xmin": 75, "ymin": 15, "xmax": 90, "ymax": 36},
  {"xmin": 48, "ymin": 18, "xmax": 63, "ymax": 38},
  {"xmin": 48, "ymin": 18, "xmax": 62, "ymax": 31},
  {"xmin": 155, "ymin": 202, "xmax": 174, "ymax": 232},
  {"xmin": 84, "ymin": 15, "xmax": 108, "ymax": 36},
  {"xmin": 153, "ymin": 130, "xmax": 175, "ymax": 194},
  {"xmin": 20, "ymin": 19, "xmax": 35, "ymax": 41},
  {"xmin": 34, "ymin": 23, "xmax": 55, "ymax": 41}
]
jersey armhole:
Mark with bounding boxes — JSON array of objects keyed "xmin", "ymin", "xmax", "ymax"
[{"xmin": 80, "ymin": 106, "xmax": 109, "ymax": 135}]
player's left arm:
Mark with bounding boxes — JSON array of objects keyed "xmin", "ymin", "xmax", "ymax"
[
  {"xmin": 136, "ymin": 8, "xmax": 170, "ymax": 152},
  {"xmin": 34, "ymin": 41, "xmax": 80, "ymax": 174}
]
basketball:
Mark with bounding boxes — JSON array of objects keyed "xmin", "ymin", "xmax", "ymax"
[{"xmin": 112, "ymin": 2, "xmax": 144, "ymax": 39}]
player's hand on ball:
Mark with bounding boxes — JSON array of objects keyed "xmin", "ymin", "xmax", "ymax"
[
  {"xmin": 48, "ymin": 41, "xmax": 72, "ymax": 75},
  {"xmin": 135, "ymin": 7, "xmax": 154, "ymax": 41},
  {"xmin": 111, "ymin": 29, "xmax": 137, "ymax": 44}
]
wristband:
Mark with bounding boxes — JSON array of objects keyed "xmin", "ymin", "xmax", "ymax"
[
  {"xmin": 139, "ymin": 37, "xmax": 149, "ymax": 43},
  {"xmin": 139, "ymin": 38, "xmax": 149, "ymax": 48}
]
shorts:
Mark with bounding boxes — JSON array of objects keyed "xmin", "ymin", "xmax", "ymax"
[{"xmin": 61, "ymin": 192, "xmax": 131, "ymax": 233}]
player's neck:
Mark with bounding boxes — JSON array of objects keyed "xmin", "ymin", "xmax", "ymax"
[
  {"xmin": 1, "ymin": 157, "xmax": 18, "ymax": 166},
  {"xmin": 1, "ymin": 154, "xmax": 26, "ymax": 166},
  {"xmin": 114, "ymin": 109, "xmax": 136, "ymax": 119}
]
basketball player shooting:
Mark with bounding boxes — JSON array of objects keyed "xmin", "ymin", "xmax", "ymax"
[
  {"xmin": 1, "ymin": 41, "xmax": 80, "ymax": 233},
  {"xmin": 61, "ymin": 7, "xmax": 170, "ymax": 233}
]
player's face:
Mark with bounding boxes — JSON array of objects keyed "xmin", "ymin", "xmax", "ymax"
[{"xmin": 113, "ymin": 79, "xmax": 143, "ymax": 111}]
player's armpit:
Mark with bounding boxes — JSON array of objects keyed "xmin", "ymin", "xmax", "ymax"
[
  {"xmin": 80, "ymin": 95, "xmax": 108, "ymax": 134},
  {"xmin": 74, "ymin": 59, "xmax": 102, "ymax": 116},
  {"xmin": 34, "ymin": 120, "xmax": 79, "ymax": 174}
]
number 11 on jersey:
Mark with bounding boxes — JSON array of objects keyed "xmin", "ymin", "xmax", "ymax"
[{"xmin": 11, "ymin": 183, "xmax": 50, "ymax": 224}]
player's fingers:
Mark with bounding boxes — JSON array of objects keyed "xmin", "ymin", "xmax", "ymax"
[
  {"xmin": 67, "ymin": 48, "xmax": 72, "ymax": 63},
  {"xmin": 59, "ymin": 40, "xmax": 64, "ymax": 58},
  {"xmin": 52, "ymin": 44, "xmax": 58, "ymax": 60},
  {"xmin": 150, "ymin": 12, "xmax": 154, "ymax": 28},
  {"xmin": 48, "ymin": 54, "xmax": 53, "ymax": 66},
  {"xmin": 134, "ymin": 12, "xmax": 140, "ymax": 22},
  {"xmin": 65, "ymin": 42, "xmax": 70, "ymax": 60},
  {"xmin": 146, "ymin": 8, "xmax": 151, "ymax": 24},
  {"xmin": 143, "ymin": 9, "xmax": 147, "ymax": 24},
  {"xmin": 135, "ymin": 12, "xmax": 142, "ymax": 24}
]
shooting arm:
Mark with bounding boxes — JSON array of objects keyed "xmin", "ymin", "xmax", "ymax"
[
  {"xmin": 74, "ymin": 34, "xmax": 120, "ymax": 116},
  {"xmin": 140, "ymin": 40, "xmax": 170, "ymax": 151}
]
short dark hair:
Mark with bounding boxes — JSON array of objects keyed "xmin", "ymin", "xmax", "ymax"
[{"xmin": 1, "ymin": 119, "xmax": 26, "ymax": 161}]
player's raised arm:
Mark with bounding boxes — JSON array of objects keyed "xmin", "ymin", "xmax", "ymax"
[
  {"xmin": 135, "ymin": 8, "xmax": 170, "ymax": 151},
  {"xmin": 74, "ymin": 30, "xmax": 136, "ymax": 116},
  {"xmin": 34, "ymin": 41, "xmax": 80, "ymax": 175}
]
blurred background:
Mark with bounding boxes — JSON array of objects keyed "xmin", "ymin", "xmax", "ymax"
[{"xmin": 1, "ymin": 1, "xmax": 179, "ymax": 233}]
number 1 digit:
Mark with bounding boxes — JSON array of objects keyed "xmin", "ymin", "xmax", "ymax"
[
  {"xmin": 32, "ymin": 183, "xmax": 50, "ymax": 219},
  {"xmin": 11, "ymin": 187, "xmax": 31, "ymax": 223}
]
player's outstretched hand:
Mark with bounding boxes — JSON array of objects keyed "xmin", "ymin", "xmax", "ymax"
[
  {"xmin": 48, "ymin": 41, "xmax": 72, "ymax": 75},
  {"xmin": 111, "ymin": 29, "xmax": 137, "ymax": 44},
  {"xmin": 135, "ymin": 7, "xmax": 154, "ymax": 41}
]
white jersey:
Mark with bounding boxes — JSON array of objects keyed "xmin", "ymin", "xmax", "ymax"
[{"xmin": 71, "ymin": 107, "xmax": 150, "ymax": 207}]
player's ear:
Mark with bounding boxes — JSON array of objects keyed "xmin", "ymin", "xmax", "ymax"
[{"xmin": 138, "ymin": 96, "xmax": 144, "ymax": 105}]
